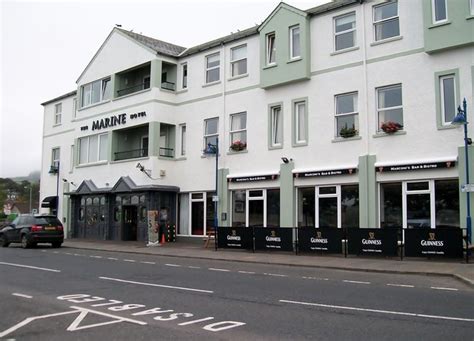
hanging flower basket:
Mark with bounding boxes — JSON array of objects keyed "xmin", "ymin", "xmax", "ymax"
[
  {"xmin": 380, "ymin": 121, "xmax": 403, "ymax": 134},
  {"xmin": 339, "ymin": 126, "xmax": 358, "ymax": 138},
  {"xmin": 230, "ymin": 140, "xmax": 247, "ymax": 151}
]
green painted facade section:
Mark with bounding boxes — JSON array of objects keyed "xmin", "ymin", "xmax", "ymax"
[
  {"xmin": 148, "ymin": 122, "xmax": 160, "ymax": 157},
  {"xmin": 434, "ymin": 68, "xmax": 460, "ymax": 129},
  {"xmin": 259, "ymin": 4, "xmax": 311, "ymax": 89},
  {"xmin": 458, "ymin": 145, "xmax": 474, "ymax": 244},
  {"xmin": 423, "ymin": 0, "xmax": 474, "ymax": 53},
  {"xmin": 358, "ymin": 155, "xmax": 377, "ymax": 228},
  {"xmin": 217, "ymin": 168, "xmax": 230, "ymax": 227},
  {"xmin": 280, "ymin": 161, "xmax": 295, "ymax": 227},
  {"xmin": 150, "ymin": 59, "xmax": 162, "ymax": 89}
]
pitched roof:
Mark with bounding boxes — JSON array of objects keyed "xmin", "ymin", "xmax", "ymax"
[
  {"xmin": 116, "ymin": 28, "xmax": 186, "ymax": 57},
  {"xmin": 41, "ymin": 90, "xmax": 77, "ymax": 106},
  {"xmin": 306, "ymin": 0, "xmax": 362, "ymax": 15}
]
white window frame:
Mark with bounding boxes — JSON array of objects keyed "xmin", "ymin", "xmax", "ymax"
[
  {"xmin": 78, "ymin": 133, "xmax": 108, "ymax": 165},
  {"xmin": 373, "ymin": 1, "xmax": 400, "ymax": 42},
  {"xmin": 204, "ymin": 117, "xmax": 219, "ymax": 150},
  {"xmin": 230, "ymin": 44, "xmax": 247, "ymax": 77},
  {"xmin": 376, "ymin": 84, "xmax": 403, "ymax": 132},
  {"xmin": 54, "ymin": 103, "xmax": 62, "ymax": 125},
  {"xmin": 51, "ymin": 147, "xmax": 60, "ymax": 168},
  {"xmin": 266, "ymin": 32, "xmax": 276, "ymax": 65},
  {"xmin": 181, "ymin": 63, "xmax": 188, "ymax": 89},
  {"xmin": 471, "ymin": 0, "xmax": 474, "ymax": 15},
  {"xmin": 289, "ymin": 25, "xmax": 301, "ymax": 59},
  {"xmin": 294, "ymin": 101, "xmax": 307, "ymax": 144},
  {"xmin": 205, "ymin": 53, "xmax": 220, "ymax": 84},
  {"xmin": 189, "ymin": 192, "xmax": 206, "ymax": 236},
  {"xmin": 245, "ymin": 189, "xmax": 267, "ymax": 227},
  {"xmin": 334, "ymin": 12, "xmax": 356, "ymax": 51},
  {"xmin": 335, "ymin": 92, "xmax": 359, "ymax": 137},
  {"xmin": 72, "ymin": 98, "xmax": 77, "ymax": 118},
  {"xmin": 80, "ymin": 77, "xmax": 111, "ymax": 108},
  {"xmin": 179, "ymin": 124, "xmax": 186, "ymax": 156},
  {"xmin": 431, "ymin": 0, "xmax": 448, "ymax": 24},
  {"xmin": 270, "ymin": 105, "xmax": 283, "ymax": 147},
  {"xmin": 440, "ymin": 74, "xmax": 456, "ymax": 125},
  {"xmin": 230, "ymin": 112, "xmax": 247, "ymax": 148},
  {"xmin": 402, "ymin": 180, "xmax": 435, "ymax": 230},
  {"xmin": 315, "ymin": 186, "xmax": 341, "ymax": 228}
]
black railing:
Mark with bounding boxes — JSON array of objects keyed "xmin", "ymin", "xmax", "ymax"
[
  {"xmin": 159, "ymin": 147, "xmax": 174, "ymax": 158},
  {"xmin": 117, "ymin": 82, "xmax": 150, "ymax": 97},
  {"xmin": 161, "ymin": 81, "xmax": 176, "ymax": 91},
  {"xmin": 114, "ymin": 148, "xmax": 148, "ymax": 161}
]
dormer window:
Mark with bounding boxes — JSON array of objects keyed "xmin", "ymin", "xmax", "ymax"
[
  {"xmin": 266, "ymin": 32, "xmax": 276, "ymax": 65},
  {"xmin": 432, "ymin": 0, "xmax": 448, "ymax": 24},
  {"xmin": 289, "ymin": 25, "xmax": 300, "ymax": 59}
]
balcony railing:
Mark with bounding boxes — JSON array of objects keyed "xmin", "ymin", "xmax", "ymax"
[
  {"xmin": 114, "ymin": 148, "xmax": 148, "ymax": 161},
  {"xmin": 161, "ymin": 81, "xmax": 176, "ymax": 91},
  {"xmin": 159, "ymin": 147, "xmax": 174, "ymax": 158},
  {"xmin": 117, "ymin": 82, "xmax": 150, "ymax": 97}
]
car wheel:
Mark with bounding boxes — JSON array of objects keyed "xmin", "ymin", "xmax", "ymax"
[
  {"xmin": 51, "ymin": 242, "xmax": 62, "ymax": 248},
  {"xmin": 0, "ymin": 235, "xmax": 9, "ymax": 247},
  {"xmin": 21, "ymin": 235, "xmax": 31, "ymax": 249}
]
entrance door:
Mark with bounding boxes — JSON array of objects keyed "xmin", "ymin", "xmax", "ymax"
[
  {"xmin": 122, "ymin": 205, "xmax": 138, "ymax": 241},
  {"xmin": 316, "ymin": 186, "xmax": 341, "ymax": 228},
  {"xmin": 191, "ymin": 201, "xmax": 204, "ymax": 235},
  {"xmin": 403, "ymin": 181, "xmax": 434, "ymax": 228},
  {"xmin": 247, "ymin": 190, "xmax": 265, "ymax": 227}
]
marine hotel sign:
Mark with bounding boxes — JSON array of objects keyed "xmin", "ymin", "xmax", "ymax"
[{"xmin": 80, "ymin": 111, "xmax": 146, "ymax": 131}]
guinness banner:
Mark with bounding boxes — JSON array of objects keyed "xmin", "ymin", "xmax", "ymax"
[
  {"xmin": 404, "ymin": 228, "xmax": 463, "ymax": 258},
  {"xmin": 217, "ymin": 226, "xmax": 253, "ymax": 250},
  {"xmin": 254, "ymin": 227, "xmax": 293, "ymax": 252},
  {"xmin": 347, "ymin": 228, "xmax": 399, "ymax": 256},
  {"xmin": 298, "ymin": 227, "xmax": 343, "ymax": 254}
]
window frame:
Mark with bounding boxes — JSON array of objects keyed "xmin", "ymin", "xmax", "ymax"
[
  {"xmin": 373, "ymin": 1, "xmax": 400, "ymax": 42},
  {"xmin": 431, "ymin": 0, "xmax": 448, "ymax": 24},
  {"xmin": 229, "ymin": 112, "xmax": 247, "ymax": 151},
  {"xmin": 334, "ymin": 12, "xmax": 356, "ymax": 52},
  {"xmin": 335, "ymin": 92, "xmax": 359, "ymax": 138},
  {"xmin": 51, "ymin": 147, "xmax": 60, "ymax": 168},
  {"xmin": 376, "ymin": 84, "xmax": 403, "ymax": 132},
  {"xmin": 230, "ymin": 44, "xmax": 248, "ymax": 78},
  {"xmin": 54, "ymin": 103, "xmax": 62, "ymax": 125},
  {"xmin": 181, "ymin": 63, "xmax": 188, "ymax": 89},
  {"xmin": 292, "ymin": 98, "xmax": 308, "ymax": 146},
  {"xmin": 205, "ymin": 53, "xmax": 220, "ymax": 84},
  {"xmin": 203, "ymin": 117, "xmax": 219, "ymax": 150},
  {"xmin": 439, "ymin": 74, "xmax": 456, "ymax": 125},
  {"xmin": 289, "ymin": 25, "xmax": 301, "ymax": 60},
  {"xmin": 269, "ymin": 104, "xmax": 283, "ymax": 148},
  {"xmin": 471, "ymin": 0, "xmax": 474, "ymax": 15},
  {"xmin": 179, "ymin": 124, "xmax": 186, "ymax": 157},
  {"xmin": 78, "ymin": 133, "xmax": 108, "ymax": 165},
  {"xmin": 80, "ymin": 77, "xmax": 111, "ymax": 108},
  {"xmin": 266, "ymin": 32, "xmax": 276, "ymax": 66}
]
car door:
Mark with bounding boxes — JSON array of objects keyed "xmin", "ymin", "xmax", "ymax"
[
  {"xmin": 11, "ymin": 216, "xmax": 26, "ymax": 242},
  {"xmin": 3, "ymin": 216, "xmax": 20, "ymax": 241}
]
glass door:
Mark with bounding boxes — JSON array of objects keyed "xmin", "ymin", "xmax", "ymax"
[
  {"xmin": 316, "ymin": 186, "xmax": 341, "ymax": 228},
  {"xmin": 246, "ymin": 190, "xmax": 266, "ymax": 227},
  {"xmin": 190, "ymin": 192, "xmax": 205, "ymax": 235},
  {"xmin": 403, "ymin": 181, "xmax": 435, "ymax": 229}
]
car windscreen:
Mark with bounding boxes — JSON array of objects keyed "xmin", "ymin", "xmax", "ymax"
[{"xmin": 33, "ymin": 217, "xmax": 61, "ymax": 225}]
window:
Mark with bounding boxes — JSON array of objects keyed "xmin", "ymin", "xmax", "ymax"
[
  {"xmin": 206, "ymin": 53, "xmax": 220, "ymax": 83},
  {"xmin": 72, "ymin": 98, "xmax": 77, "ymax": 118},
  {"xmin": 230, "ymin": 45, "xmax": 247, "ymax": 77},
  {"xmin": 230, "ymin": 112, "xmax": 247, "ymax": 151},
  {"xmin": 471, "ymin": 0, "xmax": 474, "ymax": 15},
  {"xmin": 51, "ymin": 148, "xmax": 60, "ymax": 168},
  {"xmin": 181, "ymin": 63, "xmax": 188, "ymax": 89},
  {"xmin": 293, "ymin": 101, "xmax": 307, "ymax": 144},
  {"xmin": 78, "ymin": 133, "xmax": 108, "ymax": 164},
  {"xmin": 377, "ymin": 84, "xmax": 403, "ymax": 132},
  {"xmin": 204, "ymin": 118, "xmax": 219, "ymax": 149},
  {"xmin": 231, "ymin": 189, "xmax": 280, "ymax": 227},
  {"xmin": 54, "ymin": 103, "xmax": 62, "ymax": 125},
  {"xmin": 440, "ymin": 75, "xmax": 456, "ymax": 125},
  {"xmin": 289, "ymin": 25, "xmax": 301, "ymax": 59},
  {"xmin": 80, "ymin": 77, "xmax": 111, "ymax": 108},
  {"xmin": 270, "ymin": 105, "xmax": 283, "ymax": 147},
  {"xmin": 432, "ymin": 0, "xmax": 447, "ymax": 23},
  {"xmin": 334, "ymin": 12, "xmax": 356, "ymax": 51},
  {"xmin": 180, "ymin": 124, "xmax": 186, "ymax": 156},
  {"xmin": 373, "ymin": 1, "xmax": 400, "ymax": 41},
  {"xmin": 335, "ymin": 92, "xmax": 358, "ymax": 137},
  {"xmin": 266, "ymin": 32, "xmax": 276, "ymax": 65},
  {"xmin": 70, "ymin": 145, "xmax": 74, "ymax": 172}
]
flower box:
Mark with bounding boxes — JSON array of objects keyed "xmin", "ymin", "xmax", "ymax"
[
  {"xmin": 230, "ymin": 140, "xmax": 247, "ymax": 152},
  {"xmin": 339, "ymin": 126, "xmax": 358, "ymax": 138},
  {"xmin": 380, "ymin": 121, "xmax": 403, "ymax": 134}
]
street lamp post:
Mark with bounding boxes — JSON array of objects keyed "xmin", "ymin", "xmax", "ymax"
[
  {"xmin": 204, "ymin": 138, "xmax": 219, "ymax": 251},
  {"xmin": 451, "ymin": 98, "xmax": 472, "ymax": 257},
  {"xmin": 49, "ymin": 161, "xmax": 60, "ymax": 217}
]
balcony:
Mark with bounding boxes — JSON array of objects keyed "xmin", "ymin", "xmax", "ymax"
[
  {"xmin": 159, "ymin": 123, "xmax": 175, "ymax": 158},
  {"xmin": 114, "ymin": 148, "xmax": 148, "ymax": 161},
  {"xmin": 112, "ymin": 124, "xmax": 149, "ymax": 161},
  {"xmin": 161, "ymin": 62, "xmax": 177, "ymax": 92},
  {"xmin": 116, "ymin": 63, "xmax": 151, "ymax": 98}
]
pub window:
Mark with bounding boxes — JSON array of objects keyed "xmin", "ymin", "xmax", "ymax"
[
  {"xmin": 140, "ymin": 207, "xmax": 147, "ymax": 222},
  {"xmin": 379, "ymin": 182, "xmax": 402, "ymax": 228},
  {"xmin": 139, "ymin": 195, "xmax": 146, "ymax": 204},
  {"xmin": 100, "ymin": 197, "xmax": 106, "ymax": 205},
  {"xmin": 79, "ymin": 208, "xmax": 84, "ymax": 221},
  {"xmin": 131, "ymin": 195, "xmax": 139, "ymax": 205},
  {"xmin": 377, "ymin": 84, "xmax": 403, "ymax": 133},
  {"xmin": 335, "ymin": 92, "xmax": 358, "ymax": 138},
  {"xmin": 231, "ymin": 189, "xmax": 280, "ymax": 227},
  {"xmin": 435, "ymin": 179, "xmax": 459, "ymax": 228},
  {"xmin": 86, "ymin": 197, "xmax": 92, "ymax": 205},
  {"xmin": 93, "ymin": 197, "xmax": 100, "ymax": 205}
]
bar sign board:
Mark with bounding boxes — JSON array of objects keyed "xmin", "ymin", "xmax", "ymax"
[
  {"xmin": 254, "ymin": 227, "xmax": 293, "ymax": 252},
  {"xmin": 404, "ymin": 228, "xmax": 463, "ymax": 258},
  {"xmin": 298, "ymin": 228, "xmax": 343, "ymax": 254},
  {"xmin": 217, "ymin": 226, "xmax": 253, "ymax": 250},
  {"xmin": 347, "ymin": 228, "xmax": 399, "ymax": 256}
]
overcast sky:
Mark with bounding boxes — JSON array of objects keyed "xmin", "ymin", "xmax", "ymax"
[{"xmin": 0, "ymin": 0, "xmax": 329, "ymax": 178}]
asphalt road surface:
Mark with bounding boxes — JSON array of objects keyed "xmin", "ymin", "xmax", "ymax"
[{"xmin": 0, "ymin": 245, "xmax": 473, "ymax": 340}]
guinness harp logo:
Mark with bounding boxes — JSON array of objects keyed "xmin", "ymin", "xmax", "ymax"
[
  {"xmin": 271, "ymin": 230, "xmax": 276, "ymax": 237},
  {"xmin": 232, "ymin": 230, "xmax": 237, "ymax": 236},
  {"xmin": 369, "ymin": 232, "xmax": 375, "ymax": 240},
  {"xmin": 316, "ymin": 231, "xmax": 322, "ymax": 239},
  {"xmin": 429, "ymin": 232, "xmax": 436, "ymax": 241}
]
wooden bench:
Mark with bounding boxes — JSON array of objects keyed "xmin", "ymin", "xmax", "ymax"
[{"xmin": 204, "ymin": 230, "xmax": 216, "ymax": 248}]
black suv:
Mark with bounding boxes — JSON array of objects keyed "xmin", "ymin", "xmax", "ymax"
[{"xmin": 0, "ymin": 215, "xmax": 64, "ymax": 248}]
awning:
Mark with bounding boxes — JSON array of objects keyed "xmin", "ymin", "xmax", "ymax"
[{"xmin": 41, "ymin": 196, "xmax": 58, "ymax": 208}]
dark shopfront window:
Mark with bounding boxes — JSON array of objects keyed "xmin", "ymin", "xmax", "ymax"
[
  {"xmin": 435, "ymin": 179, "xmax": 459, "ymax": 228},
  {"xmin": 231, "ymin": 189, "xmax": 280, "ymax": 227}
]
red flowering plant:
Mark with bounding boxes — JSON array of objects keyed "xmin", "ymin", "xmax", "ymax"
[
  {"xmin": 230, "ymin": 140, "xmax": 247, "ymax": 151},
  {"xmin": 380, "ymin": 121, "xmax": 403, "ymax": 134}
]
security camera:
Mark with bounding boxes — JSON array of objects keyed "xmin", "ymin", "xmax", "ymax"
[{"xmin": 281, "ymin": 157, "xmax": 289, "ymax": 164}]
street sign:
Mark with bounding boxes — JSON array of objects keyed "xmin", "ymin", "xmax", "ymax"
[
  {"xmin": 461, "ymin": 184, "xmax": 474, "ymax": 192},
  {"xmin": 212, "ymin": 195, "xmax": 219, "ymax": 202}
]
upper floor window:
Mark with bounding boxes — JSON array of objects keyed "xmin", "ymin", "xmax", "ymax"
[
  {"xmin": 230, "ymin": 45, "xmax": 247, "ymax": 77},
  {"xmin": 180, "ymin": 124, "xmax": 186, "ymax": 156},
  {"xmin": 81, "ymin": 77, "xmax": 111, "ymax": 108},
  {"xmin": 270, "ymin": 105, "xmax": 283, "ymax": 147},
  {"xmin": 335, "ymin": 92, "xmax": 358, "ymax": 138},
  {"xmin": 294, "ymin": 101, "xmax": 307, "ymax": 144},
  {"xmin": 439, "ymin": 74, "xmax": 456, "ymax": 125},
  {"xmin": 373, "ymin": 1, "xmax": 400, "ymax": 41},
  {"xmin": 471, "ymin": 0, "xmax": 474, "ymax": 15},
  {"xmin": 72, "ymin": 98, "xmax": 77, "ymax": 118},
  {"xmin": 54, "ymin": 103, "xmax": 62, "ymax": 125},
  {"xmin": 266, "ymin": 32, "xmax": 276, "ymax": 65},
  {"xmin": 79, "ymin": 133, "xmax": 108, "ymax": 165},
  {"xmin": 334, "ymin": 12, "xmax": 356, "ymax": 51},
  {"xmin": 377, "ymin": 84, "xmax": 403, "ymax": 132},
  {"xmin": 230, "ymin": 112, "xmax": 247, "ymax": 151},
  {"xmin": 206, "ymin": 53, "xmax": 220, "ymax": 83},
  {"xmin": 51, "ymin": 147, "xmax": 60, "ymax": 168},
  {"xmin": 204, "ymin": 117, "xmax": 219, "ymax": 149},
  {"xmin": 181, "ymin": 63, "xmax": 188, "ymax": 89},
  {"xmin": 432, "ymin": 0, "xmax": 448, "ymax": 23},
  {"xmin": 289, "ymin": 25, "xmax": 301, "ymax": 59}
]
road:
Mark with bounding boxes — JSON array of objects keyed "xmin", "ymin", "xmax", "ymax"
[{"xmin": 0, "ymin": 245, "xmax": 473, "ymax": 340}]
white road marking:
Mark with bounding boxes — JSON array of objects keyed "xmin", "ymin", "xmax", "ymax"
[
  {"xmin": 90, "ymin": 256, "xmax": 102, "ymax": 259},
  {"xmin": 53, "ymin": 251, "xmax": 59, "ymax": 254},
  {"xmin": 91, "ymin": 300, "xmax": 123, "ymax": 307},
  {"xmin": 431, "ymin": 287, "xmax": 459, "ymax": 291},
  {"xmin": 67, "ymin": 306, "xmax": 147, "ymax": 330},
  {"xmin": 0, "ymin": 261, "xmax": 60, "ymax": 273},
  {"xmin": 107, "ymin": 257, "xmax": 118, "ymax": 260},
  {"xmin": 12, "ymin": 293, "xmax": 32, "ymax": 299},
  {"xmin": 123, "ymin": 259, "xmax": 136, "ymax": 263},
  {"xmin": 343, "ymin": 280, "xmax": 371, "ymax": 285},
  {"xmin": 41, "ymin": 250, "xmax": 46, "ymax": 252},
  {"xmin": 178, "ymin": 317, "xmax": 215, "ymax": 326},
  {"xmin": 387, "ymin": 283, "xmax": 415, "ymax": 288},
  {"xmin": 165, "ymin": 263, "xmax": 181, "ymax": 267},
  {"xmin": 65, "ymin": 252, "xmax": 73, "ymax": 255},
  {"xmin": 188, "ymin": 266, "xmax": 201, "ymax": 269},
  {"xmin": 73, "ymin": 254, "xmax": 82, "ymax": 256},
  {"xmin": 264, "ymin": 273, "xmax": 287, "ymax": 277},
  {"xmin": 99, "ymin": 276, "xmax": 214, "ymax": 294},
  {"xmin": 279, "ymin": 299, "xmax": 474, "ymax": 322},
  {"xmin": 238, "ymin": 271, "xmax": 255, "ymax": 274},
  {"xmin": 302, "ymin": 276, "xmax": 329, "ymax": 281},
  {"xmin": 209, "ymin": 268, "xmax": 230, "ymax": 272},
  {"xmin": 141, "ymin": 261, "xmax": 156, "ymax": 265}
]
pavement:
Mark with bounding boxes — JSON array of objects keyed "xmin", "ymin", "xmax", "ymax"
[{"xmin": 62, "ymin": 238, "xmax": 474, "ymax": 288}]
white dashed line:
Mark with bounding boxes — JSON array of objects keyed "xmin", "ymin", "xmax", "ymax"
[
  {"xmin": 40, "ymin": 250, "xmax": 46, "ymax": 252},
  {"xmin": 123, "ymin": 259, "xmax": 136, "ymax": 263},
  {"xmin": 264, "ymin": 273, "xmax": 287, "ymax": 277},
  {"xmin": 165, "ymin": 263, "xmax": 181, "ymax": 267},
  {"xmin": 302, "ymin": 276, "xmax": 329, "ymax": 281},
  {"xmin": 0, "ymin": 262, "xmax": 61, "ymax": 273},
  {"xmin": 12, "ymin": 293, "xmax": 32, "ymax": 299},
  {"xmin": 387, "ymin": 283, "xmax": 415, "ymax": 288},
  {"xmin": 141, "ymin": 261, "xmax": 156, "ymax": 265},
  {"xmin": 238, "ymin": 271, "xmax": 256, "ymax": 274},
  {"xmin": 209, "ymin": 268, "xmax": 230, "ymax": 272},
  {"xmin": 107, "ymin": 257, "xmax": 119, "ymax": 260},
  {"xmin": 431, "ymin": 287, "xmax": 459, "ymax": 291},
  {"xmin": 90, "ymin": 256, "xmax": 102, "ymax": 259},
  {"xmin": 73, "ymin": 254, "xmax": 82, "ymax": 256},
  {"xmin": 64, "ymin": 252, "xmax": 73, "ymax": 255},
  {"xmin": 53, "ymin": 251, "xmax": 59, "ymax": 254},
  {"xmin": 188, "ymin": 266, "xmax": 201, "ymax": 269},
  {"xmin": 343, "ymin": 280, "xmax": 371, "ymax": 285}
]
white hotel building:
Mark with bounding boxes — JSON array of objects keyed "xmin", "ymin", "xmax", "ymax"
[{"xmin": 40, "ymin": 0, "xmax": 474, "ymax": 243}]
